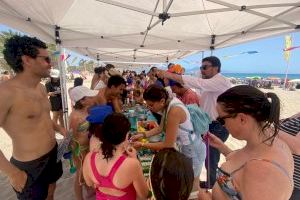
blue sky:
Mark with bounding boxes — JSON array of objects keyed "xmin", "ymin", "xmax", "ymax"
[
  {"xmin": 1, "ymin": 24, "xmax": 299, "ymax": 74},
  {"xmin": 177, "ymin": 32, "xmax": 300, "ymax": 74}
]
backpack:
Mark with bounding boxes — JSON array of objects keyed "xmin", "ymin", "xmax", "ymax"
[
  {"xmin": 184, "ymin": 104, "xmax": 211, "ymax": 137},
  {"xmin": 169, "ymin": 103, "xmax": 211, "ymax": 137}
]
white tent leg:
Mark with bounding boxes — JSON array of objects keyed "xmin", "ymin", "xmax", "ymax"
[{"xmin": 55, "ymin": 26, "xmax": 69, "ymax": 130}]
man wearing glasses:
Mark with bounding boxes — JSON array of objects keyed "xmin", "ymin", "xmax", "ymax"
[
  {"xmin": 0, "ymin": 35, "xmax": 66, "ymax": 199},
  {"xmin": 158, "ymin": 56, "xmax": 232, "ymax": 188}
]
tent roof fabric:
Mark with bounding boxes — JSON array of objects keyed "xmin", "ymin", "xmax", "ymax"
[{"xmin": 1, "ymin": 0, "xmax": 300, "ymax": 63}]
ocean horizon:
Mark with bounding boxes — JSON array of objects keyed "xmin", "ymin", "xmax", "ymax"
[{"xmin": 222, "ymin": 73, "xmax": 300, "ymax": 79}]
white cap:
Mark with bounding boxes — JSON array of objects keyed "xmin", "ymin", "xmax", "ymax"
[
  {"xmin": 50, "ymin": 69, "xmax": 60, "ymax": 78},
  {"xmin": 69, "ymin": 86, "xmax": 98, "ymax": 103}
]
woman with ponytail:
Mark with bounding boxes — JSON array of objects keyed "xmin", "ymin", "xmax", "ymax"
[
  {"xmin": 199, "ymin": 85, "xmax": 294, "ymax": 200},
  {"xmin": 82, "ymin": 113, "xmax": 149, "ymax": 200}
]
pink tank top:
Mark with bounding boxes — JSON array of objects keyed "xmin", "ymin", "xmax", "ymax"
[{"xmin": 90, "ymin": 152, "xmax": 136, "ymax": 200}]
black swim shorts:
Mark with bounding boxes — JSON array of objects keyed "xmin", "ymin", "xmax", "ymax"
[{"xmin": 10, "ymin": 143, "xmax": 63, "ymax": 200}]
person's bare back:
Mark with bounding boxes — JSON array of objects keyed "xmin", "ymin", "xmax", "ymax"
[{"xmin": 0, "ymin": 79, "xmax": 56, "ymax": 161}]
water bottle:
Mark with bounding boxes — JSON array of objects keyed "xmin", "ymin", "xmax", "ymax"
[{"xmin": 128, "ymin": 110, "xmax": 137, "ymax": 132}]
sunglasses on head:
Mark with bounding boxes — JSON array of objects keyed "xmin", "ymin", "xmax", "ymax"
[
  {"xmin": 216, "ymin": 114, "xmax": 236, "ymax": 125},
  {"xmin": 200, "ymin": 65, "xmax": 212, "ymax": 70},
  {"xmin": 37, "ymin": 55, "xmax": 51, "ymax": 64}
]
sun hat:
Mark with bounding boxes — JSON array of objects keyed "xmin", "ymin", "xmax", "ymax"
[
  {"xmin": 167, "ymin": 64, "xmax": 184, "ymax": 86},
  {"xmin": 86, "ymin": 105, "xmax": 113, "ymax": 124},
  {"xmin": 69, "ymin": 86, "xmax": 98, "ymax": 102},
  {"xmin": 167, "ymin": 64, "xmax": 184, "ymax": 75}
]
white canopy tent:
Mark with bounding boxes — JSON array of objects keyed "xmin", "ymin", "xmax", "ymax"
[
  {"xmin": 69, "ymin": 47, "xmax": 192, "ymax": 64},
  {"xmin": 1, "ymin": 0, "xmax": 299, "ymax": 165},
  {"xmin": 1, "ymin": 0, "xmax": 300, "ymax": 130},
  {"xmin": 1, "ymin": 0, "xmax": 300, "ymax": 63}
]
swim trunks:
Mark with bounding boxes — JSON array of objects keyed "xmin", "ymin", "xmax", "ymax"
[{"xmin": 10, "ymin": 143, "xmax": 63, "ymax": 200}]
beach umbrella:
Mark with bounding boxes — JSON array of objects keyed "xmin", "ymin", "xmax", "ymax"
[{"xmin": 250, "ymin": 76, "xmax": 261, "ymax": 80}]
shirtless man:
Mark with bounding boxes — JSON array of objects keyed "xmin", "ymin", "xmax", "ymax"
[
  {"xmin": 0, "ymin": 35, "xmax": 66, "ymax": 200},
  {"xmin": 96, "ymin": 75, "xmax": 126, "ymax": 112}
]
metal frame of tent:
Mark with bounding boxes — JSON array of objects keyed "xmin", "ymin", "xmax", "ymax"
[
  {"xmin": 0, "ymin": 0, "xmax": 299, "ymax": 139},
  {"xmin": 1, "ymin": 1, "xmax": 299, "ymax": 63},
  {"xmin": 1, "ymin": 0, "xmax": 300, "ymax": 188}
]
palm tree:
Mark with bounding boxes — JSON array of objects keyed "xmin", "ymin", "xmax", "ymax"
[
  {"xmin": 0, "ymin": 30, "xmax": 57, "ymax": 72},
  {"xmin": 0, "ymin": 30, "xmax": 19, "ymax": 72}
]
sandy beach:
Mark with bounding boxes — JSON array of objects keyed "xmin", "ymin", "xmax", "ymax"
[{"xmin": 0, "ymin": 79, "xmax": 299, "ymax": 199}]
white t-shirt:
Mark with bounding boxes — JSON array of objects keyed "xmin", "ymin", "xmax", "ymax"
[{"xmin": 182, "ymin": 73, "xmax": 232, "ymax": 120}]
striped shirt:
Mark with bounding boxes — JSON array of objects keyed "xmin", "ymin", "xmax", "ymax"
[{"xmin": 279, "ymin": 117, "xmax": 300, "ymax": 189}]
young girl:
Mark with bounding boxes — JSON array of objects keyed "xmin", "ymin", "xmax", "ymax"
[{"xmin": 83, "ymin": 113, "xmax": 150, "ymax": 200}]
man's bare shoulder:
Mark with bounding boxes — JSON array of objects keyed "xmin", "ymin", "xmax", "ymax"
[
  {"xmin": 0, "ymin": 80, "xmax": 17, "ymax": 125},
  {"xmin": 0, "ymin": 79, "xmax": 17, "ymax": 99},
  {"xmin": 98, "ymin": 88, "xmax": 105, "ymax": 96}
]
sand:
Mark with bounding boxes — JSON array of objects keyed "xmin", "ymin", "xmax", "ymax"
[{"xmin": 0, "ymin": 78, "xmax": 299, "ymax": 200}]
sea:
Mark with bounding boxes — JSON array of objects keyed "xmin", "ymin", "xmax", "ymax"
[{"xmin": 222, "ymin": 73, "xmax": 300, "ymax": 79}]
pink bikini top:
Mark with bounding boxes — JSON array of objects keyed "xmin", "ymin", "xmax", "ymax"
[{"xmin": 90, "ymin": 152, "xmax": 136, "ymax": 200}]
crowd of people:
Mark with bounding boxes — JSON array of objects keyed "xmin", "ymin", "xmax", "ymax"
[{"xmin": 0, "ymin": 35, "xmax": 299, "ymax": 200}]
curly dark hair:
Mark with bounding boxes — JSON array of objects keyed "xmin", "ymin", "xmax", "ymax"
[
  {"xmin": 217, "ymin": 85, "xmax": 280, "ymax": 144},
  {"xmin": 3, "ymin": 35, "xmax": 47, "ymax": 73},
  {"xmin": 100, "ymin": 113, "xmax": 130, "ymax": 160},
  {"xmin": 107, "ymin": 75, "xmax": 126, "ymax": 88}
]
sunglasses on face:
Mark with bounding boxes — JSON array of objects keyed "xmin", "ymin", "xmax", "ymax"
[
  {"xmin": 37, "ymin": 55, "xmax": 51, "ymax": 64},
  {"xmin": 216, "ymin": 114, "xmax": 236, "ymax": 125},
  {"xmin": 200, "ymin": 65, "xmax": 213, "ymax": 70}
]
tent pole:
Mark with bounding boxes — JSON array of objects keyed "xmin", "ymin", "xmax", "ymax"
[
  {"xmin": 97, "ymin": 53, "xmax": 100, "ymax": 67},
  {"xmin": 55, "ymin": 26, "xmax": 69, "ymax": 130},
  {"xmin": 283, "ymin": 60, "xmax": 290, "ymax": 90},
  {"xmin": 210, "ymin": 35, "xmax": 216, "ymax": 56}
]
